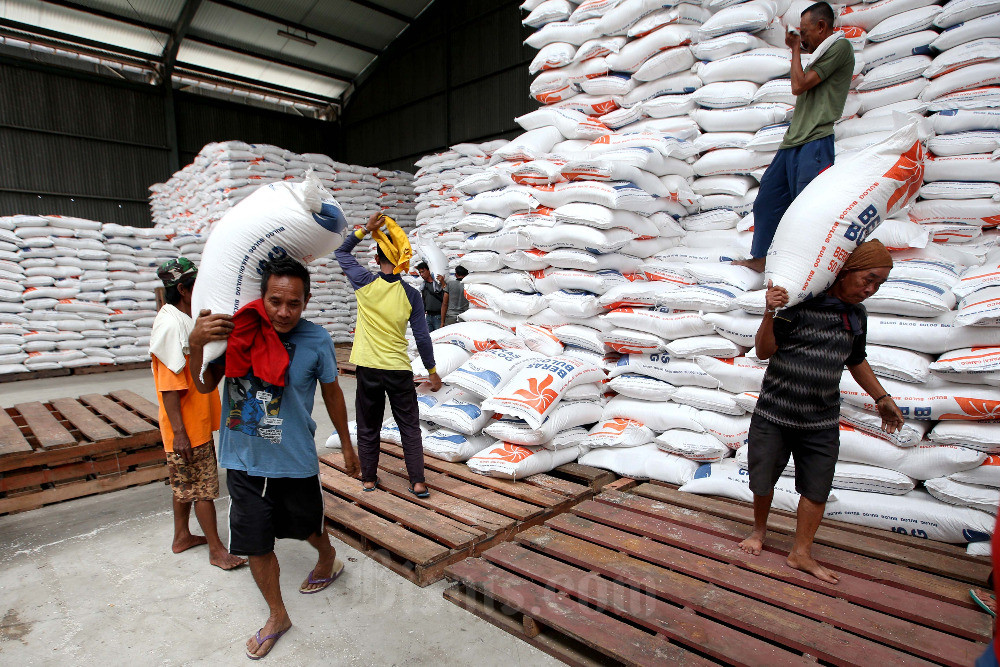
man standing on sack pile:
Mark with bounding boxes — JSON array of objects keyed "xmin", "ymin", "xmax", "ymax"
[
  {"xmin": 336, "ymin": 212, "xmax": 441, "ymax": 499},
  {"xmin": 739, "ymin": 240, "xmax": 904, "ymax": 584},
  {"xmin": 149, "ymin": 258, "xmax": 246, "ymax": 571},
  {"xmin": 189, "ymin": 256, "xmax": 360, "ymax": 660},
  {"xmin": 735, "ymin": 1, "xmax": 854, "ymax": 273}
]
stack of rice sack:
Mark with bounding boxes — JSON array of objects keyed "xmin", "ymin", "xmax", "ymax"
[{"xmin": 410, "ymin": 141, "xmax": 510, "ymax": 276}]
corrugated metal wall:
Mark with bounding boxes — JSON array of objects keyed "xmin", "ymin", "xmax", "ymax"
[
  {"xmin": 0, "ymin": 58, "xmax": 171, "ymax": 226},
  {"xmin": 0, "ymin": 58, "xmax": 341, "ymax": 226},
  {"xmin": 340, "ymin": 0, "xmax": 537, "ymax": 172}
]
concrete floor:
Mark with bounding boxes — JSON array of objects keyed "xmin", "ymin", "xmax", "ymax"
[{"xmin": 0, "ymin": 370, "xmax": 559, "ymax": 666}]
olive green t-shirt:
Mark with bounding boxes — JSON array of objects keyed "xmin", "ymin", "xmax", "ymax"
[{"xmin": 780, "ymin": 38, "xmax": 855, "ymax": 149}]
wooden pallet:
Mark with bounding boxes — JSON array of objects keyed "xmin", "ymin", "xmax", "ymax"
[
  {"xmin": 0, "ymin": 361, "xmax": 149, "ymax": 384},
  {"xmin": 334, "ymin": 344, "xmax": 356, "ymax": 376},
  {"xmin": 444, "ymin": 484, "xmax": 992, "ymax": 667},
  {"xmin": 319, "ymin": 442, "xmax": 611, "ymax": 587},
  {"xmin": 0, "ymin": 390, "xmax": 166, "ymax": 514}
]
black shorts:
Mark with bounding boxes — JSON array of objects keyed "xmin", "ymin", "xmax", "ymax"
[
  {"xmin": 226, "ymin": 469, "xmax": 325, "ymax": 556},
  {"xmin": 747, "ymin": 412, "xmax": 839, "ymax": 504}
]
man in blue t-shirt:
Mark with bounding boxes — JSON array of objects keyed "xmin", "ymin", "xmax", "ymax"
[{"xmin": 190, "ymin": 256, "xmax": 360, "ymax": 660}]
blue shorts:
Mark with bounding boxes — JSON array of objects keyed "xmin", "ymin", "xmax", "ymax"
[{"xmin": 750, "ymin": 135, "xmax": 836, "ymax": 259}]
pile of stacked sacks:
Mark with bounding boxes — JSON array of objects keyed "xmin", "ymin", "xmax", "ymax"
[
  {"xmin": 409, "ymin": 141, "xmax": 511, "ymax": 275},
  {"xmin": 396, "ymin": 0, "xmax": 1000, "ymax": 547},
  {"xmin": 0, "ymin": 215, "xmax": 179, "ymax": 375}
]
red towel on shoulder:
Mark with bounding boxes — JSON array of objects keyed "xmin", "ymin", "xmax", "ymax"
[{"xmin": 225, "ymin": 299, "xmax": 289, "ymax": 386}]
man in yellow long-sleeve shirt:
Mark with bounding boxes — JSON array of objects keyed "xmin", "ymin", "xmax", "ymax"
[{"xmin": 336, "ymin": 212, "xmax": 441, "ymax": 497}]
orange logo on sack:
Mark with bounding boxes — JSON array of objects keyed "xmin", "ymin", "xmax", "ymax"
[
  {"xmin": 883, "ymin": 141, "xmax": 924, "ymax": 213},
  {"xmin": 597, "ymin": 418, "xmax": 639, "ymax": 435},
  {"xmin": 941, "ymin": 396, "xmax": 1000, "ymax": 421},
  {"xmin": 486, "ymin": 443, "xmax": 534, "ymax": 463},
  {"xmin": 511, "ymin": 375, "xmax": 560, "ymax": 413}
]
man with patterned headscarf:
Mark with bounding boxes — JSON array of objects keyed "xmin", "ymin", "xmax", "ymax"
[
  {"xmin": 739, "ymin": 240, "xmax": 904, "ymax": 583},
  {"xmin": 150, "ymin": 257, "xmax": 246, "ymax": 571},
  {"xmin": 335, "ymin": 212, "xmax": 441, "ymax": 498}
]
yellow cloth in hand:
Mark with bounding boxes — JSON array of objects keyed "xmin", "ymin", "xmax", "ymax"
[{"xmin": 371, "ymin": 216, "xmax": 412, "ymax": 275}]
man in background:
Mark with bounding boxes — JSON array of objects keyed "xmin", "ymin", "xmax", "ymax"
[
  {"xmin": 149, "ymin": 258, "xmax": 245, "ymax": 571},
  {"xmin": 416, "ymin": 261, "xmax": 446, "ymax": 332},
  {"xmin": 444, "ymin": 265, "xmax": 469, "ymax": 326},
  {"xmin": 735, "ymin": 1, "xmax": 854, "ymax": 272}
]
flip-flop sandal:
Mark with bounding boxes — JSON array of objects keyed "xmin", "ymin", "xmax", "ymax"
[
  {"xmin": 362, "ymin": 478, "xmax": 379, "ymax": 492},
  {"xmin": 410, "ymin": 485, "xmax": 430, "ymax": 498},
  {"xmin": 246, "ymin": 626, "xmax": 290, "ymax": 660},
  {"xmin": 299, "ymin": 558, "xmax": 345, "ymax": 594},
  {"xmin": 971, "ymin": 588, "xmax": 997, "ymax": 618}
]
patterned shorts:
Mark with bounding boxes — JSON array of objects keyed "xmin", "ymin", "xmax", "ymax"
[{"xmin": 165, "ymin": 441, "xmax": 220, "ymax": 503}]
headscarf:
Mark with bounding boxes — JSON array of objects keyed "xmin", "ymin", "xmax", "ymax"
[
  {"xmin": 841, "ymin": 239, "xmax": 893, "ymax": 273},
  {"xmin": 371, "ymin": 215, "xmax": 412, "ymax": 275}
]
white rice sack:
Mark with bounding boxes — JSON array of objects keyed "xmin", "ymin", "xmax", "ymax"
[
  {"xmin": 925, "ymin": 477, "xmax": 999, "ymax": 514},
  {"xmin": 856, "ymin": 55, "xmax": 931, "ymax": 92},
  {"xmin": 598, "ymin": 282, "xmax": 683, "ymax": 309},
  {"xmin": 931, "ymin": 109, "xmax": 1000, "ymax": 135},
  {"xmin": 766, "ymin": 122, "xmax": 924, "ymax": 306},
  {"xmin": 839, "ymin": 0, "xmax": 937, "ymax": 32},
  {"xmin": 935, "ymin": 0, "xmax": 1000, "ymax": 28},
  {"xmin": 956, "ymin": 286, "xmax": 1000, "ymax": 326},
  {"xmin": 665, "ymin": 334, "xmax": 742, "ymax": 359},
  {"xmin": 694, "ymin": 411, "xmax": 752, "ymax": 450},
  {"xmin": 447, "ymin": 348, "xmax": 545, "ymax": 399},
  {"xmin": 697, "ymin": 48, "xmax": 791, "ymax": 85},
  {"xmin": 698, "ymin": 2, "xmax": 779, "ymax": 40},
  {"xmin": 925, "ymin": 132, "xmax": 1000, "ymax": 158},
  {"xmin": 467, "ymin": 442, "xmax": 582, "ymax": 480},
  {"xmin": 603, "ymin": 395, "xmax": 705, "ymax": 431},
  {"xmin": 868, "ymin": 217, "xmax": 929, "ymax": 250},
  {"xmin": 691, "ymin": 103, "xmax": 794, "ymax": 132},
  {"xmin": 929, "ymin": 421, "xmax": 1000, "ymax": 453},
  {"xmin": 425, "ymin": 395, "xmax": 494, "ymax": 435},
  {"xmin": 695, "ymin": 355, "xmax": 766, "ymax": 393},
  {"xmin": 864, "ymin": 345, "xmax": 932, "ymax": 383},
  {"xmin": 655, "ymin": 429, "xmax": 730, "ymax": 463},
  {"xmin": 924, "ymin": 154, "xmax": 1000, "ymax": 183},
  {"xmin": 552, "ymin": 323, "xmax": 608, "ymax": 353},
  {"xmin": 485, "ymin": 400, "xmax": 603, "ymax": 446},
  {"xmin": 839, "ymin": 424, "xmax": 985, "ymax": 479},
  {"xmin": 609, "ymin": 352, "xmax": 720, "ymax": 388},
  {"xmin": 190, "ymin": 175, "xmax": 347, "ymax": 374},
  {"xmin": 671, "ymin": 386, "xmax": 745, "ymax": 415},
  {"xmin": 604, "ymin": 307, "xmax": 716, "ymax": 340},
  {"xmin": 460, "ymin": 308, "xmax": 527, "ymax": 332},
  {"xmin": 840, "ymin": 403, "xmax": 930, "ymax": 447},
  {"xmin": 921, "ymin": 62, "xmax": 1000, "ymax": 102},
  {"xmin": 931, "ymin": 11, "xmax": 1000, "ymax": 52},
  {"xmin": 431, "ymin": 322, "xmax": 524, "ymax": 353},
  {"xmin": 517, "ymin": 324, "xmax": 565, "ymax": 355},
  {"xmin": 841, "ymin": 373, "xmax": 1000, "ymax": 421},
  {"xmin": 867, "ymin": 6, "xmax": 942, "ymax": 43},
  {"xmin": 702, "ymin": 310, "xmax": 763, "ymax": 348},
  {"xmin": 482, "ymin": 356, "xmax": 604, "ymax": 429},
  {"xmin": 949, "ymin": 454, "xmax": 1000, "ymax": 487},
  {"xmin": 931, "ymin": 346, "xmax": 1000, "ymax": 374},
  {"xmin": 692, "ymin": 32, "xmax": 768, "ymax": 61},
  {"xmin": 680, "ymin": 459, "xmax": 834, "ymax": 511},
  {"xmin": 424, "ymin": 430, "xmax": 495, "ymax": 462},
  {"xmin": 584, "ymin": 417, "xmax": 656, "ymax": 448},
  {"xmin": 955, "ymin": 252, "xmax": 1000, "ymax": 298},
  {"xmin": 412, "ymin": 343, "xmax": 471, "ymax": 381},
  {"xmin": 692, "ymin": 81, "xmax": 760, "ymax": 109},
  {"xmin": 601, "ymin": 328, "xmax": 669, "ymax": 354},
  {"xmin": 826, "ymin": 487, "xmax": 992, "ymax": 542},
  {"xmin": 863, "ymin": 279, "xmax": 956, "ymax": 318},
  {"xmin": 579, "ymin": 443, "xmax": 700, "ymax": 484},
  {"xmin": 868, "ymin": 311, "xmax": 1000, "ymax": 354},
  {"xmin": 608, "ymin": 373, "xmax": 677, "ymax": 400},
  {"xmin": 861, "ymin": 30, "xmax": 937, "ymax": 73}
]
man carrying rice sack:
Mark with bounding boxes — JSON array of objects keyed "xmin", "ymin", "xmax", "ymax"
[
  {"xmin": 149, "ymin": 258, "xmax": 246, "ymax": 572},
  {"xmin": 736, "ymin": 2, "xmax": 854, "ymax": 273},
  {"xmin": 740, "ymin": 240, "xmax": 904, "ymax": 584},
  {"xmin": 189, "ymin": 257, "xmax": 359, "ymax": 659},
  {"xmin": 335, "ymin": 212, "xmax": 442, "ymax": 498}
]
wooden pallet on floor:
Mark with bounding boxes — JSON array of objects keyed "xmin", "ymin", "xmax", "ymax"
[
  {"xmin": 444, "ymin": 485, "xmax": 992, "ymax": 667},
  {"xmin": 318, "ymin": 442, "xmax": 606, "ymax": 587},
  {"xmin": 0, "ymin": 389, "xmax": 165, "ymax": 515},
  {"xmin": 0, "ymin": 361, "xmax": 149, "ymax": 384},
  {"xmin": 334, "ymin": 344, "xmax": 356, "ymax": 376}
]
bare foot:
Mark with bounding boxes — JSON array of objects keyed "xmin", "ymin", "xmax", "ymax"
[
  {"xmin": 787, "ymin": 551, "xmax": 839, "ymax": 584},
  {"xmin": 172, "ymin": 534, "xmax": 208, "ymax": 553},
  {"xmin": 246, "ymin": 615, "xmax": 292, "ymax": 659},
  {"xmin": 209, "ymin": 549, "xmax": 247, "ymax": 571},
  {"xmin": 732, "ymin": 257, "xmax": 766, "ymax": 273},
  {"xmin": 738, "ymin": 530, "xmax": 765, "ymax": 555},
  {"xmin": 412, "ymin": 482, "xmax": 428, "ymax": 495}
]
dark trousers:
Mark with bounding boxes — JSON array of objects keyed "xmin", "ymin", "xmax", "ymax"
[
  {"xmin": 355, "ymin": 365, "xmax": 425, "ymax": 485},
  {"xmin": 426, "ymin": 312, "xmax": 441, "ymax": 331},
  {"xmin": 750, "ymin": 134, "xmax": 835, "ymax": 258}
]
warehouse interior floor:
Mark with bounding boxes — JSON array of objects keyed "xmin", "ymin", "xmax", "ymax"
[{"xmin": 0, "ymin": 370, "xmax": 557, "ymax": 665}]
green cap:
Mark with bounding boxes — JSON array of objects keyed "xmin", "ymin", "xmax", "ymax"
[{"xmin": 157, "ymin": 257, "xmax": 198, "ymax": 287}]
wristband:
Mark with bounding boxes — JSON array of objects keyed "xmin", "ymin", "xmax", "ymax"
[{"xmin": 874, "ymin": 393, "xmax": 891, "ymax": 404}]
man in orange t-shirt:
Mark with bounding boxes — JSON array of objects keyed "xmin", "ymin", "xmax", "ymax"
[{"xmin": 150, "ymin": 258, "xmax": 244, "ymax": 570}]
